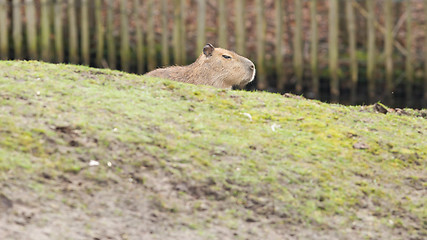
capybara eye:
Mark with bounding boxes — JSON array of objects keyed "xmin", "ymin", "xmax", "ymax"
[{"xmin": 222, "ymin": 55, "xmax": 231, "ymax": 59}]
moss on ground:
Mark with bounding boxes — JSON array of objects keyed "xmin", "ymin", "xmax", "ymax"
[{"xmin": 0, "ymin": 61, "xmax": 426, "ymax": 239}]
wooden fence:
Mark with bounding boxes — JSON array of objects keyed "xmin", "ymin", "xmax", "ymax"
[{"xmin": 0, "ymin": 0, "xmax": 426, "ymax": 108}]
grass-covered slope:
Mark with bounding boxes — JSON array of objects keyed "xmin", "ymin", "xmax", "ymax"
[{"xmin": 0, "ymin": 61, "xmax": 426, "ymax": 240}]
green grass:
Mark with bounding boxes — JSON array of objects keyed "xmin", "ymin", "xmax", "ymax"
[{"xmin": 0, "ymin": 60, "xmax": 426, "ymax": 237}]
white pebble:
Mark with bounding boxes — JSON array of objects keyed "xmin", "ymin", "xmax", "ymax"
[{"xmin": 89, "ymin": 160, "xmax": 99, "ymax": 166}]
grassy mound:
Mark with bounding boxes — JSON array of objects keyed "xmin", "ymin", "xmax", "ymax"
[{"xmin": 0, "ymin": 61, "xmax": 426, "ymax": 239}]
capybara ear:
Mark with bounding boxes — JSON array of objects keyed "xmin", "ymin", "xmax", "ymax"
[{"xmin": 203, "ymin": 43, "xmax": 215, "ymax": 57}]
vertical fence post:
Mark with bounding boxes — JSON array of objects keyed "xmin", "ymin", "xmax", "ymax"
[
  {"xmin": 25, "ymin": 0, "xmax": 37, "ymax": 60},
  {"xmin": 405, "ymin": 0, "xmax": 413, "ymax": 107},
  {"xmin": 424, "ymin": 0, "xmax": 427, "ymax": 103},
  {"xmin": 384, "ymin": 0, "xmax": 393, "ymax": 105},
  {"xmin": 196, "ymin": 0, "xmax": 206, "ymax": 57},
  {"xmin": 40, "ymin": 0, "xmax": 51, "ymax": 62},
  {"xmin": 255, "ymin": 0, "xmax": 266, "ymax": 89},
  {"xmin": 120, "ymin": 0, "xmax": 130, "ymax": 72},
  {"xmin": 235, "ymin": 0, "xmax": 245, "ymax": 55},
  {"xmin": 54, "ymin": 0, "xmax": 64, "ymax": 63},
  {"xmin": 294, "ymin": 0, "xmax": 303, "ymax": 93},
  {"xmin": 81, "ymin": 0, "xmax": 90, "ymax": 65},
  {"xmin": 346, "ymin": 0, "xmax": 357, "ymax": 104},
  {"xmin": 161, "ymin": 0, "xmax": 170, "ymax": 66},
  {"xmin": 0, "ymin": 0, "xmax": 8, "ymax": 60},
  {"xmin": 310, "ymin": 0, "xmax": 318, "ymax": 98},
  {"xmin": 68, "ymin": 0, "xmax": 79, "ymax": 64},
  {"xmin": 173, "ymin": 0, "xmax": 181, "ymax": 65},
  {"xmin": 106, "ymin": 0, "xmax": 116, "ymax": 69},
  {"xmin": 275, "ymin": 0, "xmax": 285, "ymax": 91},
  {"xmin": 218, "ymin": 0, "xmax": 227, "ymax": 48},
  {"xmin": 329, "ymin": 0, "xmax": 339, "ymax": 102},
  {"xmin": 95, "ymin": 0, "xmax": 104, "ymax": 67},
  {"xmin": 134, "ymin": 0, "xmax": 144, "ymax": 74},
  {"xmin": 171, "ymin": 0, "xmax": 187, "ymax": 65},
  {"xmin": 13, "ymin": 0, "xmax": 23, "ymax": 59},
  {"xmin": 147, "ymin": 0, "xmax": 156, "ymax": 71},
  {"xmin": 367, "ymin": 0, "xmax": 376, "ymax": 102},
  {"xmin": 180, "ymin": 0, "xmax": 187, "ymax": 64}
]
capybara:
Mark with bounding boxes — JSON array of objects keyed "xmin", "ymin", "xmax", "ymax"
[{"xmin": 144, "ymin": 43, "xmax": 256, "ymax": 89}]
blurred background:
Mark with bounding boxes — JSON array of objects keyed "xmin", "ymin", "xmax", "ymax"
[{"xmin": 0, "ymin": 0, "xmax": 426, "ymax": 108}]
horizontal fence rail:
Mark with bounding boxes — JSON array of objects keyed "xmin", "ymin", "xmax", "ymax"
[{"xmin": 0, "ymin": 0, "xmax": 426, "ymax": 108}]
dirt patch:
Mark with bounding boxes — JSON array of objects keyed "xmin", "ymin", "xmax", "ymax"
[
  {"xmin": 0, "ymin": 173, "xmax": 302, "ymax": 240},
  {"xmin": 2, "ymin": 172, "xmax": 416, "ymax": 240}
]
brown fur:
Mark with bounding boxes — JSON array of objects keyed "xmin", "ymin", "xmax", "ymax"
[{"xmin": 144, "ymin": 44, "xmax": 256, "ymax": 89}]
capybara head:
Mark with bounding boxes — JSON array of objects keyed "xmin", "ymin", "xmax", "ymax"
[{"xmin": 199, "ymin": 43, "xmax": 256, "ymax": 88}]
